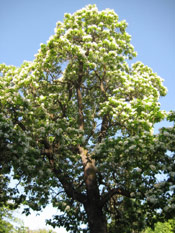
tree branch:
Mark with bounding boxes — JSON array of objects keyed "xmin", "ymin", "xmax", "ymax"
[
  {"xmin": 45, "ymin": 152, "xmax": 87, "ymax": 204},
  {"xmin": 76, "ymin": 61, "xmax": 84, "ymax": 131},
  {"xmin": 101, "ymin": 187, "xmax": 131, "ymax": 207},
  {"xmin": 95, "ymin": 68, "xmax": 111, "ymax": 142},
  {"xmin": 98, "ymin": 114, "xmax": 110, "ymax": 142},
  {"xmin": 58, "ymin": 171, "xmax": 87, "ymax": 204}
]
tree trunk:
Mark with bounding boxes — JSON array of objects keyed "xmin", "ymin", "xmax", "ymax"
[
  {"xmin": 85, "ymin": 201, "xmax": 107, "ymax": 233},
  {"xmin": 76, "ymin": 68, "xmax": 107, "ymax": 232},
  {"xmin": 81, "ymin": 150, "xmax": 107, "ymax": 233},
  {"xmin": 78, "ymin": 146, "xmax": 107, "ymax": 232}
]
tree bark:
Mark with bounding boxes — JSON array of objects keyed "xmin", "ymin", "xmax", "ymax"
[
  {"xmin": 78, "ymin": 146, "xmax": 107, "ymax": 233},
  {"xmin": 84, "ymin": 201, "xmax": 107, "ymax": 233}
]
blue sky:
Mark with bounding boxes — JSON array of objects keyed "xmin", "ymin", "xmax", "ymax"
[{"xmin": 0, "ymin": 0, "xmax": 174, "ymax": 232}]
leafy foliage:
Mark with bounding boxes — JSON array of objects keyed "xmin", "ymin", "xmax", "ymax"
[
  {"xmin": 143, "ymin": 219, "xmax": 175, "ymax": 233},
  {"xmin": 0, "ymin": 203, "xmax": 55, "ymax": 233},
  {"xmin": 0, "ymin": 205, "xmax": 14, "ymax": 233},
  {"xmin": 0, "ymin": 4, "xmax": 174, "ymax": 232},
  {"xmin": 108, "ymin": 197, "xmax": 146, "ymax": 232},
  {"xmin": 0, "ymin": 204, "xmax": 29, "ymax": 233}
]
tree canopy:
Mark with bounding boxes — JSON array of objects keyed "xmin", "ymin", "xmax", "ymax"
[{"xmin": 0, "ymin": 4, "xmax": 175, "ymax": 233}]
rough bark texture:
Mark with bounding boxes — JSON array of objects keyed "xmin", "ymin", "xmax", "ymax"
[
  {"xmin": 85, "ymin": 202, "xmax": 107, "ymax": 233},
  {"xmin": 78, "ymin": 146, "xmax": 107, "ymax": 233}
]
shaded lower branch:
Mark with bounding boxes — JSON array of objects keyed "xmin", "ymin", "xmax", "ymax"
[
  {"xmin": 58, "ymin": 171, "xmax": 87, "ymax": 204},
  {"xmin": 40, "ymin": 139, "xmax": 87, "ymax": 204},
  {"xmin": 47, "ymin": 154, "xmax": 87, "ymax": 204}
]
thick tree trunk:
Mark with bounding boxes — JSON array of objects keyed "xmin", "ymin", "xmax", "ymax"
[
  {"xmin": 78, "ymin": 147, "xmax": 107, "ymax": 233},
  {"xmin": 85, "ymin": 202, "xmax": 107, "ymax": 233}
]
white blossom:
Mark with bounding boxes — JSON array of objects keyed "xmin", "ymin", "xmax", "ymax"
[{"xmin": 130, "ymin": 192, "xmax": 135, "ymax": 197}]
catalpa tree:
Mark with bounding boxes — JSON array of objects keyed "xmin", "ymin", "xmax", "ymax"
[{"xmin": 0, "ymin": 5, "xmax": 175, "ymax": 233}]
